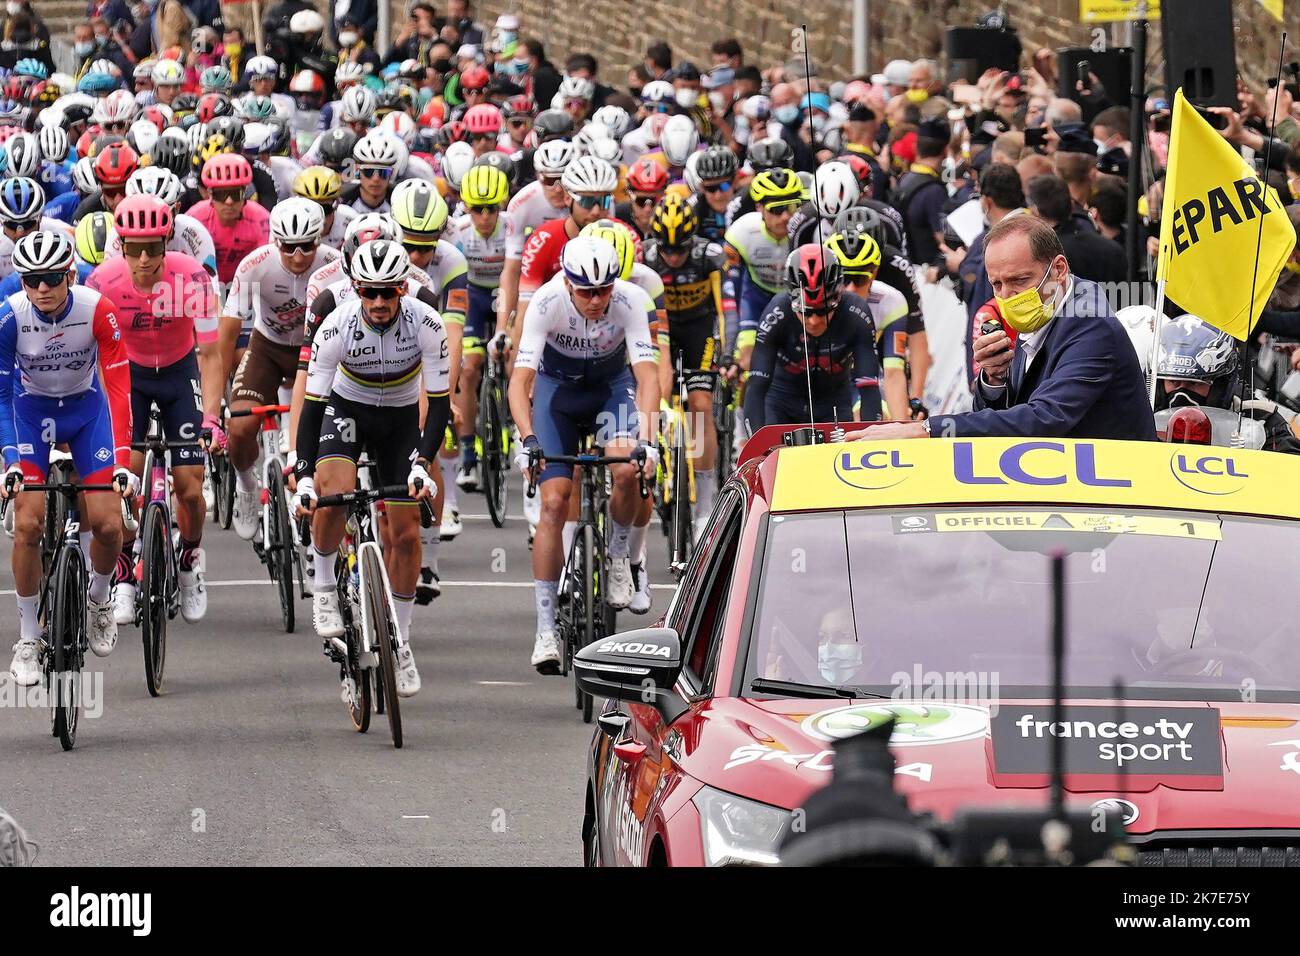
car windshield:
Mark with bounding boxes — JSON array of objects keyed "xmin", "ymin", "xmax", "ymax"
[{"xmin": 745, "ymin": 507, "xmax": 1300, "ymax": 702}]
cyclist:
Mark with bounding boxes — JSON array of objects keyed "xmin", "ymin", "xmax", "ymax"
[
  {"xmin": 508, "ymin": 237, "xmax": 661, "ymax": 674},
  {"xmin": 85, "ymin": 196, "xmax": 223, "ymax": 624},
  {"xmin": 341, "ymin": 131, "xmax": 400, "ymax": 215},
  {"xmin": 0, "ymin": 231, "xmax": 133, "ymax": 685},
  {"xmin": 743, "ymin": 244, "xmax": 883, "ymax": 431},
  {"xmin": 188, "ymin": 154, "xmax": 271, "ymax": 286},
  {"xmin": 823, "ymin": 228, "xmax": 911, "ymax": 419},
  {"xmin": 293, "ymin": 165, "xmax": 357, "ymax": 249},
  {"xmin": 0, "ymin": 177, "xmax": 75, "ymax": 274},
  {"xmin": 221, "ymin": 198, "xmax": 340, "ymax": 540},
  {"xmin": 616, "ymin": 156, "xmax": 668, "ymax": 240},
  {"xmin": 293, "ymin": 239, "xmax": 451, "ymax": 698},
  {"xmin": 101, "ymin": 168, "xmax": 219, "ymax": 277},
  {"xmin": 687, "ymin": 144, "xmax": 739, "ymax": 243},
  {"xmin": 72, "ymin": 141, "xmax": 138, "ymax": 221},
  {"xmin": 787, "ymin": 160, "xmax": 861, "ymax": 248},
  {"xmin": 724, "ymin": 167, "xmax": 802, "ymax": 372},
  {"xmin": 725, "ymin": 138, "xmax": 794, "ymax": 226}
]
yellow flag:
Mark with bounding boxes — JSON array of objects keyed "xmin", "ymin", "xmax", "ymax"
[
  {"xmin": 1257, "ymin": 0, "xmax": 1283, "ymax": 21},
  {"xmin": 1157, "ymin": 89, "xmax": 1294, "ymax": 340}
]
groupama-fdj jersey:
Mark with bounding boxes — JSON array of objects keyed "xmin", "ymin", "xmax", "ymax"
[{"xmin": 0, "ymin": 286, "xmax": 132, "ymax": 481}]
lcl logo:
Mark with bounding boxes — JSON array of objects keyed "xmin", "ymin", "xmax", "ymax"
[
  {"xmin": 833, "ymin": 449, "xmax": 913, "ymax": 490},
  {"xmin": 1169, "ymin": 452, "xmax": 1249, "ymax": 496}
]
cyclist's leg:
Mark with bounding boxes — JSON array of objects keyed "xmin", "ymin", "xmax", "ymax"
[
  {"xmin": 456, "ymin": 283, "xmax": 491, "ymax": 475},
  {"xmin": 308, "ymin": 396, "xmax": 361, "ymax": 639},
  {"xmin": 680, "ymin": 322, "xmax": 719, "ymax": 524},
  {"xmin": 437, "ymin": 424, "xmax": 461, "ymax": 536},
  {"xmin": 597, "ymin": 371, "xmax": 642, "ymax": 609},
  {"xmin": 154, "ymin": 353, "xmax": 207, "ymax": 543},
  {"xmin": 373, "ymin": 404, "xmax": 422, "ymax": 664}
]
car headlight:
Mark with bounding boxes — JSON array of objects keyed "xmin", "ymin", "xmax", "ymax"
[{"xmin": 693, "ymin": 785, "xmax": 791, "ymax": 866}]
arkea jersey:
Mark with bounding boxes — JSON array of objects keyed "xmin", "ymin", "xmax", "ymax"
[
  {"xmin": 518, "ymin": 217, "xmax": 571, "ymax": 303},
  {"xmin": 85, "ymin": 252, "xmax": 218, "ymax": 369}
]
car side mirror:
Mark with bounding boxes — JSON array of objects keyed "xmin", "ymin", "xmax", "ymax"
[{"xmin": 574, "ymin": 627, "xmax": 687, "ymax": 723}]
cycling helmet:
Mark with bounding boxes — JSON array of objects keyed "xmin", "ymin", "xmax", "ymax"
[
  {"xmin": 824, "ymin": 228, "xmax": 881, "ymax": 279},
  {"xmin": 532, "ymin": 108, "xmax": 573, "ymax": 142},
  {"xmin": 591, "ymin": 105, "xmax": 631, "ymax": 141},
  {"xmin": 0, "ymin": 97, "xmax": 21, "ymax": 126},
  {"xmin": 558, "ymin": 75, "xmax": 595, "ymax": 102},
  {"xmin": 293, "ymin": 165, "xmax": 342, "ymax": 204},
  {"xmin": 339, "ymin": 85, "xmax": 376, "ymax": 124},
  {"xmin": 660, "ymin": 114, "xmax": 699, "ymax": 167},
  {"xmin": 471, "ymin": 150, "xmax": 517, "ymax": 188},
  {"xmin": 114, "ymin": 193, "xmax": 173, "ymax": 238},
  {"xmin": 561, "ymin": 155, "xmax": 617, "ymax": 194},
  {"xmin": 459, "ymin": 65, "xmax": 490, "ymax": 93},
  {"xmin": 580, "ymin": 219, "xmax": 638, "ymax": 279},
  {"xmin": 464, "ymin": 103, "xmax": 502, "ymax": 135},
  {"xmin": 75, "ymin": 211, "xmax": 112, "ymax": 265},
  {"xmin": 375, "ymin": 84, "xmax": 415, "ymax": 118},
  {"xmin": 334, "ymin": 61, "xmax": 366, "ymax": 88},
  {"xmin": 640, "ymin": 80, "xmax": 675, "ymax": 107},
  {"xmin": 237, "ymin": 93, "xmax": 277, "ymax": 123},
  {"xmin": 71, "ymin": 156, "xmax": 97, "ymax": 195},
  {"xmin": 391, "ymin": 178, "xmax": 449, "ymax": 238},
  {"xmin": 206, "ymin": 115, "xmax": 245, "ymax": 151},
  {"xmin": 200, "ymin": 65, "xmax": 233, "ymax": 93},
  {"xmin": 747, "ymin": 137, "xmax": 794, "ymax": 172},
  {"xmin": 650, "ymin": 195, "xmax": 699, "ymax": 247},
  {"xmin": 785, "ymin": 243, "xmax": 843, "ymax": 313},
  {"xmin": 797, "ymin": 170, "xmax": 814, "ymax": 202},
  {"xmin": 682, "ymin": 151, "xmax": 703, "ymax": 194},
  {"xmin": 353, "ymin": 130, "xmax": 399, "ymax": 168},
  {"xmin": 0, "ymin": 177, "xmax": 43, "ymax": 222},
  {"xmin": 460, "ymin": 164, "xmax": 510, "ymax": 207},
  {"xmin": 749, "ymin": 167, "xmax": 802, "ymax": 206},
  {"xmin": 834, "ymin": 204, "xmax": 901, "ymax": 251},
  {"xmin": 289, "ymin": 70, "xmax": 326, "ymax": 99},
  {"xmin": 341, "ymin": 212, "xmax": 400, "ymax": 269},
  {"xmin": 152, "ymin": 59, "xmax": 184, "ymax": 87},
  {"xmin": 695, "ymin": 145, "xmax": 738, "ymax": 182},
  {"xmin": 246, "ymin": 56, "xmax": 278, "ymax": 79},
  {"xmin": 271, "ymin": 196, "xmax": 325, "ymax": 244},
  {"xmin": 140, "ymin": 103, "xmax": 172, "ymax": 132},
  {"xmin": 265, "ymin": 118, "xmax": 292, "ymax": 156},
  {"xmin": 533, "ymin": 138, "xmax": 577, "ymax": 176},
  {"xmin": 1155, "ymin": 314, "xmax": 1240, "ymax": 411},
  {"xmin": 77, "ymin": 72, "xmax": 118, "ymax": 96},
  {"xmin": 150, "ymin": 132, "xmax": 192, "ymax": 179},
  {"xmin": 503, "ymin": 95, "xmax": 535, "ymax": 120},
  {"xmin": 91, "ymin": 89, "xmax": 134, "ymax": 127},
  {"xmin": 811, "ymin": 160, "xmax": 860, "ymax": 218},
  {"xmin": 318, "ymin": 127, "xmax": 358, "ymax": 169},
  {"xmin": 12, "ymin": 231, "xmax": 74, "ymax": 275},
  {"xmin": 350, "ymin": 238, "xmax": 410, "ymax": 287},
  {"xmin": 127, "ymin": 166, "xmax": 183, "ymax": 206},
  {"xmin": 836, "ymin": 152, "xmax": 873, "ymax": 190},
  {"xmin": 127, "ymin": 118, "xmax": 160, "ymax": 157},
  {"xmin": 93, "ymin": 141, "xmax": 139, "ymax": 187},
  {"xmin": 200, "ymin": 152, "xmax": 252, "ymax": 188},
  {"xmin": 627, "ymin": 156, "xmax": 668, "ymax": 194},
  {"xmin": 242, "ymin": 122, "xmax": 275, "ymax": 155},
  {"xmin": 379, "ymin": 110, "xmax": 417, "ymax": 146},
  {"xmin": 440, "ymin": 140, "xmax": 475, "ymax": 191},
  {"xmin": 560, "ymin": 235, "xmax": 620, "ymax": 288},
  {"xmin": 641, "ymin": 112, "xmax": 669, "ymax": 148},
  {"xmin": 436, "ymin": 120, "xmax": 469, "ymax": 149},
  {"xmin": 37, "ymin": 124, "xmax": 67, "ymax": 163},
  {"xmin": 587, "ymin": 136, "xmax": 622, "ymax": 166},
  {"xmin": 169, "ymin": 93, "xmax": 197, "ymax": 121},
  {"xmin": 13, "ymin": 58, "xmax": 47, "ymax": 81},
  {"xmin": 289, "ymin": 8, "xmax": 325, "ymax": 34},
  {"xmin": 3, "ymin": 133, "xmax": 39, "ymax": 178}
]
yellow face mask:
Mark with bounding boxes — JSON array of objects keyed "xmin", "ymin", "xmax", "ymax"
[
  {"xmin": 1285, "ymin": 260, "xmax": 1300, "ymax": 275},
  {"xmin": 995, "ymin": 262, "xmax": 1058, "ymax": 334},
  {"xmin": 905, "ymin": 89, "xmax": 929, "ymax": 104}
]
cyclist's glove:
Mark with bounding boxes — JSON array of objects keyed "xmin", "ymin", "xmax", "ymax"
[
  {"xmin": 293, "ymin": 476, "xmax": 317, "ymax": 514},
  {"xmin": 636, "ymin": 440, "xmax": 660, "ymax": 468},
  {"xmin": 514, "ymin": 434, "xmax": 541, "ymax": 473},
  {"xmin": 113, "ymin": 466, "xmax": 139, "ymax": 499},
  {"xmin": 3, "ymin": 464, "xmax": 23, "ymax": 498},
  {"xmin": 909, "ymin": 397, "xmax": 929, "ymax": 421},
  {"xmin": 407, "ymin": 460, "xmax": 434, "ymax": 498},
  {"xmin": 200, "ymin": 412, "xmax": 226, "ymax": 451}
]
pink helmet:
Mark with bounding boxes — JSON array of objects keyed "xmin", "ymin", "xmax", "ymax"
[
  {"xmin": 464, "ymin": 103, "xmax": 502, "ymax": 135},
  {"xmin": 201, "ymin": 153, "xmax": 253, "ymax": 188},
  {"xmin": 114, "ymin": 194, "xmax": 173, "ymax": 239}
]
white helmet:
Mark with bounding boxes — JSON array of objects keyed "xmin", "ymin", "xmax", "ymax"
[
  {"xmin": 351, "ymin": 238, "xmax": 410, "ymax": 286},
  {"xmin": 533, "ymin": 139, "xmax": 577, "ymax": 176},
  {"xmin": 339, "ymin": 86, "xmax": 376, "ymax": 124},
  {"xmin": 133, "ymin": 61, "xmax": 154, "ymax": 83},
  {"xmin": 342, "ymin": 212, "xmax": 401, "ymax": 266},
  {"xmin": 36, "ymin": 105, "xmax": 64, "ymax": 131},
  {"xmin": 641, "ymin": 112, "xmax": 669, "ymax": 147},
  {"xmin": 247, "ymin": 56, "xmax": 278, "ymax": 79},
  {"xmin": 12, "ymin": 231, "xmax": 74, "ymax": 275},
  {"xmin": 271, "ymin": 196, "xmax": 326, "ymax": 244},
  {"xmin": 93, "ymin": 89, "xmax": 135, "ymax": 126},
  {"xmin": 572, "ymin": 122, "xmax": 610, "ymax": 156},
  {"xmin": 660, "ymin": 114, "xmax": 699, "ymax": 167},
  {"xmin": 90, "ymin": 58, "xmax": 122, "ymax": 79},
  {"xmin": 1116, "ymin": 305, "xmax": 1157, "ymax": 376},
  {"xmin": 242, "ymin": 122, "xmax": 274, "ymax": 154},
  {"xmin": 185, "ymin": 121, "xmax": 205, "ymax": 155},
  {"xmin": 72, "ymin": 155, "xmax": 97, "ymax": 195},
  {"xmin": 334, "ymin": 61, "xmax": 366, "ymax": 87},
  {"xmin": 440, "ymin": 141, "xmax": 475, "ymax": 191},
  {"xmin": 588, "ymin": 136, "xmax": 622, "ymax": 165},
  {"xmin": 682, "ymin": 151, "xmax": 703, "ymax": 194},
  {"xmin": 641, "ymin": 80, "xmax": 675, "ymax": 106},
  {"xmin": 151, "ymin": 58, "xmax": 184, "ymax": 86},
  {"xmin": 4, "ymin": 133, "xmax": 40, "ymax": 178},
  {"xmin": 591, "ymin": 105, "xmax": 631, "ymax": 140},
  {"xmin": 127, "ymin": 118, "xmax": 160, "ymax": 157},
  {"xmin": 379, "ymin": 110, "xmax": 416, "ymax": 147},
  {"xmin": 289, "ymin": 9, "xmax": 325, "ymax": 34},
  {"xmin": 812, "ymin": 160, "xmax": 860, "ymax": 218},
  {"xmin": 560, "ymin": 235, "xmax": 620, "ymax": 288},
  {"xmin": 561, "ymin": 155, "xmax": 617, "ymax": 195},
  {"xmin": 126, "ymin": 167, "xmax": 183, "ymax": 206},
  {"xmin": 558, "ymin": 75, "xmax": 596, "ymax": 102},
  {"xmin": 352, "ymin": 131, "xmax": 400, "ymax": 168},
  {"xmin": 37, "ymin": 124, "xmax": 67, "ymax": 163}
]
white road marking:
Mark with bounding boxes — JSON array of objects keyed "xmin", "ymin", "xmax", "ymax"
[
  {"xmin": 0, "ymin": 579, "xmax": 677, "ymax": 594},
  {"xmin": 401, "ymin": 815, "xmax": 430, "ymax": 820},
  {"xmin": 478, "ymin": 680, "xmax": 531, "ymax": 686}
]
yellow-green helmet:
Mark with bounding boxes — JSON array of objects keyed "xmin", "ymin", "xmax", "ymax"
[
  {"xmin": 460, "ymin": 165, "xmax": 509, "ymax": 207},
  {"xmin": 75, "ymin": 210, "xmax": 112, "ymax": 266},
  {"xmin": 293, "ymin": 165, "xmax": 342, "ymax": 204},
  {"xmin": 390, "ymin": 178, "xmax": 449, "ymax": 243},
  {"xmin": 580, "ymin": 219, "xmax": 637, "ymax": 279},
  {"xmin": 748, "ymin": 167, "xmax": 803, "ymax": 207},
  {"xmin": 824, "ymin": 229, "xmax": 881, "ymax": 279}
]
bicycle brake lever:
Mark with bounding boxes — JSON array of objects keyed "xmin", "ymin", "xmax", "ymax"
[{"xmin": 121, "ymin": 497, "xmax": 138, "ymax": 534}]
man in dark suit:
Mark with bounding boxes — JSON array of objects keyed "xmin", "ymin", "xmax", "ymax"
[{"xmin": 852, "ymin": 214, "xmax": 1156, "ymax": 441}]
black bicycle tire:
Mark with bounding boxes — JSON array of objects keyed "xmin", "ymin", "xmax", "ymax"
[
  {"xmin": 51, "ymin": 545, "xmax": 85, "ymax": 750},
  {"xmin": 362, "ymin": 546, "xmax": 402, "ymax": 748},
  {"xmin": 267, "ymin": 467, "xmax": 296, "ymax": 633},
  {"xmin": 42, "ymin": 460, "xmax": 69, "ymax": 577},
  {"xmin": 139, "ymin": 502, "xmax": 169, "ymax": 697},
  {"xmin": 672, "ymin": 419, "xmax": 692, "ymax": 568},
  {"xmin": 483, "ymin": 375, "xmax": 508, "ymax": 527},
  {"xmin": 579, "ymin": 524, "xmax": 598, "ymax": 722},
  {"xmin": 219, "ymin": 454, "xmax": 235, "ymax": 529}
]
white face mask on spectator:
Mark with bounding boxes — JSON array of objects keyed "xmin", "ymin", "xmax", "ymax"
[
  {"xmin": 6, "ymin": 2, "xmax": 21, "ymax": 14},
  {"xmin": 675, "ymin": 88, "xmax": 698, "ymax": 109},
  {"xmin": 340, "ymin": 31, "xmax": 358, "ymax": 47}
]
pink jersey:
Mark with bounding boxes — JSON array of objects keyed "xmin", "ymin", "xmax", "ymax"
[
  {"xmin": 187, "ymin": 199, "xmax": 271, "ymax": 284},
  {"xmin": 85, "ymin": 253, "xmax": 218, "ymax": 370}
]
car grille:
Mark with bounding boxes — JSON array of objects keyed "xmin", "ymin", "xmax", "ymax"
[{"xmin": 1138, "ymin": 845, "xmax": 1300, "ymax": 867}]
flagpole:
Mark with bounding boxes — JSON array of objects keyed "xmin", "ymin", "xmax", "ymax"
[{"xmin": 1148, "ymin": 272, "xmax": 1167, "ymax": 410}]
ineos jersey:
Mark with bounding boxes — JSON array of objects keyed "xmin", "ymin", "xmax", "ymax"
[
  {"xmin": 515, "ymin": 274, "xmax": 658, "ymax": 383},
  {"xmin": 305, "ymin": 295, "xmax": 450, "ymax": 407},
  {"xmin": 222, "ymin": 242, "xmax": 343, "ymax": 345}
]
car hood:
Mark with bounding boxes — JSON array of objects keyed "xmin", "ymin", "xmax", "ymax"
[{"xmin": 682, "ymin": 697, "xmax": 1300, "ymax": 833}]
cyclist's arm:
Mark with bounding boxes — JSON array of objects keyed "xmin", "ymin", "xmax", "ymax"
[
  {"xmin": 415, "ymin": 311, "xmax": 452, "ymax": 463},
  {"xmin": 191, "ymin": 270, "xmax": 223, "ymax": 420},
  {"xmin": 741, "ymin": 308, "xmax": 781, "ymax": 433},
  {"xmin": 92, "ymin": 298, "xmax": 133, "ymax": 468},
  {"xmin": 0, "ymin": 311, "xmax": 18, "ymax": 468},
  {"xmin": 291, "ymin": 290, "xmax": 336, "ymax": 450},
  {"xmin": 876, "ymin": 299, "xmax": 910, "ymax": 421},
  {"xmin": 853, "ymin": 312, "xmax": 884, "ymax": 423},
  {"xmin": 219, "ymin": 260, "xmax": 255, "ymax": 381},
  {"xmin": 507, "ymin": 299, "xmax": 549, "ymax": 440},
  {"xmin": 295, "ymin": 316, "xmax": 345, "ymax": 479},
  {"xmin": 418, "ymin": 281, "xmax": 462, "ymax": 402},
  {"xmin": 627, "ymin": 290, "xmax": 662, "ymax": 445},
  {"xmin": 496, "ymin": 257, "xmax": 520, "ymax": 345},
  {"xmin": 908, "ymin": 329, "xmax": 931, "ymax": 404}
]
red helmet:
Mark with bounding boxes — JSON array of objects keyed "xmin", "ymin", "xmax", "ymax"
[
  {"xmin": 201, "ymin": 153, "xmax": 252, "ymax": 188},
  {"xmin": 141, "ymin": 105, "xmax": 170, "ymax": 133},
  {"xmin": 837, "ymin": 152, "xmax": 872, "ymax": 190},
  {"xmin": 442, "ymin": 120, "xmax": 469, "ymax": 145},
  {"xmin": 464, "ymin": 103, "xmax": 502, "ymax": 134},
  {"xmin": 75, "ymin": 129, "xmax": 96, "ymax": 158},
  {"xmin": 627, "ymin": 156, "xmax": 668, "ymax": 194},
  {"xmin": 460, "ymin": 66, "xmax": 490, "ymax": 92},
  {"xmin": 196, "ymin": 92, "xmax": 230, "ymax": 124},
  {"xmin": 785, "ymin": 243, "xmax": 843, "ymax": 313},
  {"xmin": 290, "ymin": 69, "xmax": 326, "ymax": 96},
  {"xmin": 93, "ymin": 142, "xmax": 140, "ymax": 187},
  {"xmin": 115, "ymin": 194, "xmax": 173, "ymax": 239},
  {"xmin": 503, "ymin": 95, "xmax": 535, "ymax": 119},
  {"xmin": 4, "ymin": 76, "xmax": 23, "ymax": 101}
]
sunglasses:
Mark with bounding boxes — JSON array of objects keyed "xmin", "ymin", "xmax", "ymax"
[
  {"xmin": 507, "ymin": 117, "xmax": 530, "ymax": 127},
  {"xmin": 103, "ymin": 122, "xmax": 128, "ymax": 134},
  {"xmin": 212, "ymin": 187, "xmax": 245, "ymax": 204},
  {"xmin": 571, "ymin": 284, "xmax": 614, "ymax": 299},
  {"xmin": 20, "ymin": 270, "xmax": 68, "ymax": 289},
  {"xmin": 702, "ymin": 181, "xmax": 732, "ymax": 194},
  {"xmin": 100, "ymin": 187, "xmax": 124, "ymax": 200},
  {"xmin": 660, "ymin": 244, "xmax": 689, "ymax": 257},
  {"xmin": 402, "ymin": 239, "xmax": 438, "ymax": 252},
  {"xmin": 469, "ymin": 204, "xmax": 500, "ymax": 214},
  {"xmin": 573, "ymin": 194, "xmax": 612, "ymax": 210},
  {"xmin": 280, "ymin": 240, "xmax": 317, "ymax": 255},
  {"xmin": 648, "ymin": 104, "xmax": 671, "ymax": 113},
  {"xmin": 470, "ymin": 132, "xmax": 496, "ymax": 142},
  {"xmin": 6, "ymin": 219, "xmax": 39, "ymax": 233},
  {"xmin": 357, "ymin": 285, "xmax": 403, "ymax": 300},
  {"xmin": 463, "ymin": 87, "xmax": 486, "ymax": 96},
  {"xmin": 123, "ymin": 240, "xmax": 166, "ymax": 258},
  {"xmin": 632, "ymin": 193, "xmax": 660, "ymax": 207},
  {"xmin": 540, "ymin": 175, "xmax": 563, "ymax": 188},
  {"xmin": 763, "ymin": 203, "xmax": 798, "ymax": 216},
  {"xmin": 360, "ymin": 167, "xmax": 393, "ymax": 180}
]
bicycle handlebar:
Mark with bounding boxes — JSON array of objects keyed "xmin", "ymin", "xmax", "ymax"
[
  {"xmin": 226, "ymin": 404, "xmax": 290, "ymax": 419},
  {"xmin": 524, "ymin": 448, "xmax": 650, "ymax": 500}
]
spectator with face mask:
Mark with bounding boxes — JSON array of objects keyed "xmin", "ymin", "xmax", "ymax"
[
  {"xmin": 0, "ymin": 9, "xmax": 52, "ymax": 72},
  {"xmin": 332, "ymin": 0, "xmax": 378, "ymax": 46}
]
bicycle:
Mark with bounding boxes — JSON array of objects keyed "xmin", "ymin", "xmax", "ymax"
[
  {"xmin": 658, "ymin": 354, "xmax": 724, "ymax": 577},
  {"xmin": 207, "ymin": 401, "xmax": 235, "ymax": 530},
  {"xmin": 476, "ymin": 332, "xmax": 512, "ymax": 527},
  {"xmin": 526, "ymin": 444, "xmax": 648, "ymax": 723},
  {"xmin": 131, "ymin": 403, "xmax": 202, "ymax": 697},
  {"xmin": 227, "ymin": 404, "xmax": 304, "ymax": 632},
  {"xmin": 301, "ymin": 475, "xmax": 415, "ymax": 749}
]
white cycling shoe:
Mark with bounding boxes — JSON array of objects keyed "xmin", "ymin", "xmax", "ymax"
[
  {"xmin": 8, "ymin": 639, "xmax": 39, "ymax": 686},
  {"xmin": 178, "ymin": 548, "xmax": 207, "ymax": 623},
  {"xmin": 440, "ymin": 509, "xmax": 463, "ymax": 539},
  {"xmin": 88, "ymin": 598, "xmax": 118, "ymax": 657},
  {"xmin": 531, "ymin": 629, "xmax": 561, "ymax": 675},
  {"xmin": 112, "ymin": 581, "xmax": 137, "ymax": 626},
  {"xmin": 233, "ymin": 490, "xmax": 260, "ymax": 541},
  {"xmin": 629, "ymin": 563, "xmax": 652, "ymax": 615},
  {"xmin": 394, "ymin": 643, "xmax": 421, "ymax": 697},
  {"xmin": 606, "ymin": 557, "xmax": 634, "ymax": 610},
  {"xmin": 313, "ymin": 591, "xmax": 344, "ymax": 638}
]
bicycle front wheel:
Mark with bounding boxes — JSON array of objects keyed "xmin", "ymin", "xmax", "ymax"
[
  {"xmin": 139, "ymin": 501, "xmax": 169, "ymax": 697},
  {"xmin": 361, "ymin": 546, "xmax": 402, "ymax": 749},
  {"xmin": 578, "ymin": 524, "xmax": 598, "ymax": 722},
  {"xmin": 267, "ymin": 467, "xmax": 296, "ymax": 633},
  {"xmin": 50, "ymin": 545, "xmax": 86, "ymax": 750},
  {"xmin": 482, "ymin": 374, "xmax": 508, "ymax": 527}
]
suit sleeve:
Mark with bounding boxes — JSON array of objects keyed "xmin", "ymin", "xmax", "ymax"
[{"xmin": 93, "ymin": 297, "xmax": 133, "ymax": 468}]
